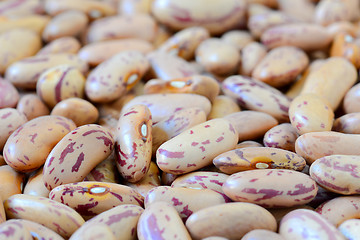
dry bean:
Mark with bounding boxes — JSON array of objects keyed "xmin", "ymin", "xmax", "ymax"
[
  {"xmin": 0, "ymin": 165, "xmax": 24, "ymax": 201},
  {"xmin": 263, "ymin": 123, "xmax": 299, "ymax": 152},
  {"xmin": 0, "ymin": 196, "xmax": 4, "ymax": 224},
  {"xmin": 239, "ymin": 42, "xmax": 267, "ymax": 76},
  {"xmin": 0, "ymin": 15, "xmax": 49, "ymax": 35},
  {"xmin": 0, "ymin": 219, "xmax": 33, "ymax": 240},
  {"xmin": 330, "ymin": 33, "xmax": 360, "ymax": 68},
  {"xmin": 221, "ymin": 30, "xmax": 254, "ymax": 51},
  {"xmin": 208, "ymin": 95, "xmax": 241, "ymax": 119},
  {"xmin": 23, "ymin": 168, "xmax": 50, "ymax": 198},
  {"xmin": 0, "ymin": 79, "xmax": 19, "ymax": 108},
  {"xmin": 277, "ymin": 0, "xmax": 315, "ymax": 22},
  {"xmin": 268, "ymin": 205, "xmax": 314, "ymax": 225},
  {"xmin": 118, "ymin": 0, "xmax": 152, "ymax": 15},
  {"xmin": 242, "ymin": 229, "xmax": 285, "ymax": 240},
  {"xmin": 315, "ymin": 0, "xmax": 352, "ymax": 26},
  {"xmin": 338, "ymin": 219, "xmax": 360, "ymax": 240},
  {"xmin": 343, "ymin": 82, "xmax": 360, "ymax": 113},
  {"xmin": 333, "ymin": 113, "xmax": 360, "ymax": 134},
  {"xmin": 16, "ymin": 219, "xmax": 65, "ymax": 240},
  {"xmin": 16, "ymin": 93, "xmax": 50, "ymax": 120},
  {"xmin": 84, "ymin": 151, "xmax": 118, "ymax": 183},
  {"xmin": 0, "ymin": 108, "xmax": 27, "ymax": 151},
  {"xmin": 236, "ymin": 141, "xmax": 263, "ymax": 148}
]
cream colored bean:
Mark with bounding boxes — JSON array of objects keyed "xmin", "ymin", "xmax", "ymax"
[
  {"xmin": 315, "ymin": 0, "xmax": 352, "ymax": 26},
  {"xmin": 208, "ymin": 95, "xmax": 241, "ymax": 119},
  {"xmin": 16, "ymin": 219, "xmax": 65, "ymax": 240},
  {"xmin": 43, "ymin": 124, "xmax": 114, "ymax": 190},
  {"xmin": 242, "ymin": 229, "xmax": 286, "ymax": 240},
  {"xmin": 156, "ymin": 118, "xmax": 238, "ymax": 175},
  {"xmin": 0, "ymin": 15, "xmax": 49, "ymax": 35},
  {"xmin": 338, "ymin": 219, "xmax": 360, "ymax": 240},
  {"xmin": 214, "ymin": 147, "xmax": 306, "ymax": 174},
  {"xmin": 0, "ymin": 79, "xmax": 19, "ymax": 108},
  {"xmin": 4, "ymin": 194, "xmax": 85, "ymax": 238},
  {"xmin": 72, "ymin": 224, "xmax": 115, "ymax": 240},
  {"xmin": 37, "ymin": 37, "xmax": 81, "ymax": 55},
  {"xmin": 268, "ymin": 205, "xmax": 314, "ymax": 225},
  {"xmin": 0, "ymin": 196, "xmax": 5, "ymax": 224},
  {"xmin": 222, "ymin": 76, "xmax": 290, "ymax": 122},
  {"xmin": 151, "ymin": 0, "xmax": 246, "ymax": 35},
  {"xmin": 186, "ymin": 202, "xmax": 277, "ymax": 240},
  {"xmin": 3, "ymin": 115, "xmax": 76, "ymax": 172},
  {"xmin": 84, "ymin": 151, "xmax": 118, "ymax": 183},
  {"xmin": 239, "ymin": 42, "xmax": 267, "ymax": 76},
  {"xmin": 0, "ymin": 166, "xmax": 24, "ymax": 201},
  {"xmin": 221, "ymin": 30, "xmax": 254, "ymax": 51},
  {"xmin": 301, "ymin": 57, "xmax": 357, "ymax": 110},
  {"xmin": 252, "ymin": 46, "xmax": 309, "ymax": 88},
  {"xmin": 0, "ymin": 108, "xmax": 27, "ymax": 151},
  {"xmin": 118, "ymin": 0, "xmax": 152, "ymax": 15},
  {"xmin": 5, "ymin": 54, "xmax": 88, "ymax": 89},
  {"xmin": 263, "ymin": 123, "xmax": 299, "ymax": 152},
  {"xmin": 236, "ymin": 141, "xmax": 263, "ymax": 149},
  {"xmin": 16, "ymin": 94, "xmax": 50, "ymax": 120},
  {"xmin": 279, "ymin": 209, "xmax": 345, "ymax": 240},
  {"xmin": 42, "ymin": 10, "xmax": 88, "ymax": 42},
  {"xmin": 333, "ymin": 113, "xmax": 360, "ymax": 134},
  {"xmin": 277, "ymin": 0, "xmax": 315, "ymax": 22},
  {"xmin": 330, "ymin": 33, "xmax": 360, "ymax": 69},
  {"xmin": 51, "ymin": 98, "xmax": 99, "ymax": 127},
  {"xmin": 0, "ymin": 219, "xmax": 33, "ymax": 240},
  {"xmin": 343, "ymin": 82, "xmax": 360, "ymax": 114},
  {"xmin": 86, "ymin": 51, "xmax": 149, "ymax": 103},
  {"xmin": 23, "ymin": 168, "xmax": 50, "ymax": 198}
]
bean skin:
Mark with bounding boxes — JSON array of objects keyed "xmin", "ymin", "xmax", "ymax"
[
  {"xmin": 37, "ymin": 37, "xmax": 81, "ymax": 55},
  {"xmin": 0, "ymin": 165, "xmax": 24, "ymax": 201},
  {"xmin": 263, "ymin": 123, "xmax": 299, "ymax": 152},
  {"xmin": 242, "ymin": 229, "xmax": 286, "ymax": 240},
  {"xmin": 338, "ymin": 219, "xmax": 360, "ymax": 240},
  {"xmin": 16, "ymin": 94, "xmax": 50, "ymax": 120},
  {"xmin": 0, "ymin": 79, "xmax": 19, "ymax": 108},
  {"xmin": 0, "ymin": 219, "xmax": 33, "ymax": 240},
  {"xmin": 0, "ymin": 108, "xmax": 27, "ymax": 151},
  {"xmin": 23, "ymin": 167, "xmax": 50, "ymax": 198},
  {"xmin": 15, "ymin": 219, "xmax": 65, "ymax": 240},
  {"xmin": 208, "ymin": 95, "xmax": 241, "ymax": 119}
]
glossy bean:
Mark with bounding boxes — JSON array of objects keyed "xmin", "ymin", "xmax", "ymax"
[
  {"xmin": 277, "ymin": 0, "xmax": 315, "ymax": 22},
  {"xmin": 0, "ymin": 15, "xmax": 49, "ymax": 35},
  {"xmin": 333, "ymin": 113, "xmax": 360, "ymax": 134},
  {"xmin": 23, "ymin": 168, "xmax": 50, "ymax": 198},
  {"xmin": 0, "ymin": 165, "xmax": 24, "ymax": 201},
  {"xmin": 84, "ymin": 151, "xmax": 119, "ymax": 183},
  {"xmin": 330, "ymin": 33, "xmax": 360, "ymax": 68},
  {"xmin": 221, "ymin": 30, "xmax": 254, "ymax": 51},
  {"xmin": 236, "ymin": 141, "xmax": 263, "ymax": 149},
  {"xmin": 16, "ymin": 219, "xmax": 65, "ymax": 240},
  {"xmin": 338, "ymin": 219, "xmax": 360, "ymax": 240},
  {"xmin": 239, "ymin": 42, "xmax": 267, "ymax": 76},
  {"xmin": 242, "ymin": 229, "xmax": 285, "ymax": 240},
  {"xmin": 0, "ymin": 219, "xmax": 33, "ymax": 240},
  {"xmin": 207, "ymin": 95, "xmax": 241, "ymax": 119},
  {"xmin": 0, "ymin": 79, "xmax": 19, "ymax": 108},
  {"xmin": 37, "ymin": 37, "xmax": 81, "ymax": 55},
  {"xmin": 343, "ymin": 82, "xmax": 360, "ymax": 113},
  {"xmin": 0, "ymin": 108, "xmax": 27, "ymax": 151},
  {"xmin": 263, "ymin": 123, "xmax": 299, "ymax": 151}
]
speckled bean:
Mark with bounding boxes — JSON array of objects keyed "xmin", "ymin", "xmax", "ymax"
[
  {"xmin": 37, "ymin": 37, "xmax": 81, "ymax": 55},
  {"xmin": 185, "ymin": 202, "xmax": 277, "ymax": 240},
  {"xmin": 222, "ymin": 75, "xmax": 290, "ymax": 122},
  {"xmin": 43, "ymin": 124, "xmax": 114, "ymax": 190},
  {"xmin": 0, "ymin": 219, "xmax": 33, "ymax": 240},
  {"xmin": 338, "ymin": 219, "xmax": 360, "ymax": 240},
  {"xmin": 214, "ymin": 147, "xmax": 306, "ymax": 174},
  {"xmin": 207, "ymin": 95, "xmax": 241, "ymax": 119},
  {"xmin": 5, "ymin": 54, "xmax": 88, "ymax": 89},
  {"xmin": 223, "ymin": 169, "xmax": 317, "ymax": 208},
  {"xmin": 279, "ymin": 209, "xmax": 345, "ymax": 240},
  {"xmin": 4, "ymin": 194, "xmax": 85, "ymax": 238},
  {"xmin": 84, "ymin": 151, "xmax": 118, "ymax": 183},
  {"xmin": 3, "ymin": 115, "xmax": 76, "ymax": 172},
  {"xmin": 221, "ymin": 30, "xmax": 254, "ymax": 51},
  {"xmin": 156, "ymin": 118, "xmax": 238, "ymax": 175},
  {"xmin": 242, "ymin": 229, "xmax": 286, "ymax": 240},
  {"xmin": 263, "ymin": 123, "xmax": 299, "ymax": 152},
  {"xmin": 16, "ymin": 219, "xmax": 65, "ymax": 240},
  {"xmin": 343, "ymin": 82, "xmax": 360, "ymax": 113},
  {"xmin": 23, "ymin": 168, "xmax": 50, "ymax": 198},
  {"xmin": 86, "ymin": 51, "xmax": 149, "ymax": 103},
  {"xmin": 0, "ymin": 165, "xmax": 24, "ymax": 201},
  {"xmin": 16, "ymin": 93, "xmax": 50, "ymax": 120},
  {"xmin": 236, "ymin": 141, "xmax": 263, "ymax": 149},
  {"xmin": 0, "ymin": 15, "xmax": 49, "ymax": 35},
  {"xmin": 239, "ymin": 42, "xmax": 267, "ymax": 76},
  {"xmin": 0, "ymin": 108, "xmax": 27, "ymax": 151},
  {"xmin": 0, "ymin": 80, "xmax": 19, "ymax": 108},
  {"xmin": 138, "ymin": 201, "xmax": 191, "ymax": 240},
  {"xmin": 118, "ymin": 0, "xmax": 152, "ymax": 15},
  {"xmin": 330, "ymin": 33, "xmax": 360, "ymax": 68},
  {"xmin": 71, "ymin": 224, "xmax": 115, "ymax": 240}
]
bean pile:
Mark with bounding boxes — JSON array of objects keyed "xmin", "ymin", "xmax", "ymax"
[{"xmin": 0, "ymin": 0, "xmax": 360, "ymax": 239}]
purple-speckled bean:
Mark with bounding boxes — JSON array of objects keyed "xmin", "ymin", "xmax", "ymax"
[
  {"xmin": 214, "ymin": 147, "xmax": 306, "ymax": 174},
  {"xmin": 0, "ymin": 79, "xmax": 19, "ymax": 108},
  {"xmin": 339, "ymin": 219, "xmax": 360, "ymax": 240},
  {"xmin": 3, "ymin": 115, "xmax": 76, "ymax": 172},
  {"xmin": 0, "ymin": 165, "xmax": 24, "ymax": 201},
  {"xmin": 333, "ymin": 113, "xmax": 360, "ymax": 134},
  {"xmin": 343, "ymin": 82, "xmax": 360, "ymax": 114},
  {"xmin": 0, "ymin": 108, "xmax": 27, "ymax": 151},
  {"xmin": 23, "ymin": 167, "xmax": 50, "ymax": 198},
  {"xmin": 70, "ymin": 204, "xmax": 143, "ymax": 240},
  {"xmin": 242, "ymin": 229, "xmax": 286, "ymax": 240},
  {"xmin": 252, "ymin": 46, "xmax": 309, "ymax": 88},
  {"xmin": 145, "ymin": 186, "xmax": 229, "ymax": 221},
  {"xmin": 279, "ymin": 209, "xmax": 345, "ymax": 240},
  {"xmin": 37, "ymin": 37, "xmax": 81, "ymax": 55},
  {"xmin": 115, "ymin": 105, "xmax": 152, "ymax": 183},
  {"xmin": 4, "ymin": 194, "xmax": 85, "ymax": 238},
  {"xmin": 223, "ymin": 169, "xmax": 317, "ymax": 208},
  {"xmin": 239, "ymin": 42, "xmax": 267, "ymax": 76},
  {"xmin": 5, "ymin": 53, "xmax": 88, "ymax": 89},
  {"xmin": 263, "ymin": 123, "xmax": 299, "ymax": 152},
  {"xmin": 156, "ymin": 118, "xmax": 238, "ymax": 175},
  {"xmin": 86, "ymin": 51, "xmax": 149, "ymax": 103},
  {"xmin": 222, "ymin": 75, "xmax": 290, "ymax": 122},
  {"xmin": 43, "ymin": 124, "xmax": 114, "ymax": 190},
  {"xmin": 208, "ymin": 95, "xmax": 241, "ymax": 120},
  {"xmin": 151, "ymin": 0, "xmax": 246, "ymax": 35},
  {"xmin": 185, "ymin": 202, "xmax": 277, "ymax": 240},
  {"xmin": 84, "ymin": 150, "xmax": 118, "ymax": 183},
  {"xmin": 73, "ymin": 224, "xmax": 116, "ymax": 240},
  {"xmin": 49, "ymin": 181, "xmax": 143, "ymax": 220},
  {"xmin": 16, "ymin": 219, "xmax": 65, "ymax": 240},
  {"xmin": 138, "ymin": 201, "xmax": 191, "ymax": 240},
  {"xmin": 0, "ymin": 219, "xmax": 33, "ymax": 240},
  {"xmin": 310, "ymin": 155, "xmax": 360, "ymax": 195},
  {"xmin": 16, "ymin": 93, "xmax": 50, "ymax": 120}
]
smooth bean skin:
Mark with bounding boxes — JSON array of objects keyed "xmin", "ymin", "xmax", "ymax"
[
  {"xmin": 84, "ymin": 151, "xmax": 118, "ymax": 183},
  {"xmin": 315, "ymin": 0, "xmax": 353, "ymax": 26},
  {"xmin": 49, "ymin": 181, "xmax": 144, "ymax": 220},
  {"xmin": 37, "ymin": 37, "xmax": 81, "ymax": 55},
  {"xmin": 223, "ymin": 169, "xmax": 317, "ymax": 208},
  {"xmin": 115, "ymin": 105, "xmax": 152, "ymax": 183},
  {"xmin": 43, "ymin": 124, "xmax": 114, "ymax": 190},
  {"xmin": 86, "ymin": 51, "xmax": 149, "ymax": 103},
  {"xmin": 252, "ymin": 46, "xmax": 309, "ymax": 87},
  {"xmin": 338, "ymin": 219, "xmax": 360, "ymax": 240},
  {"xmin": 242, "ymin": 229, "xmax": 285, "ymax": 240},
  {"xmin": 0, "ymin": 80, "xmax": 19, "ymax": 108},
  {"xmin": 263, "ymin": 123, "xmax": 299, "ymax": 151},
  {"xmin": 221, "ymin": 30, "xmax": 254, "ymax": 51},
  {"xmin": 16, "ymin": 93, "xmax": 50, "ymax": 120},
  {"xmin": 277, "ymin": 0, "xmax": 315, "ymax": 22},
  {"xmin": 239, "ymin": 42, "xmax": 267, "ymax": 76},
  {"xmin": 0, "ymin": 166, "xmax": 24, "ymax": 201},
  {"xmin": 300, "ymin": 57, "xmax": 357, "ymax": 111},
  {"xmin": 330, "ymin": 33, "xmax": 360, "ymax": 68},
  {"xmin": 0, "ymin": 219, "xmax": 33, "ymax": 240},
  {"xmin": 23, "ymin": 168, "xmax": 50, "ymax": 198},
  {"xmin": 214, "ymin": 147, "xmax": 306, "ymax": 174},
  {"xmin": 145, "ymin": 186, "xmax": 229, "ymax": 221},
  {"xmin": 310, "ymin": 155, "xmax": 360, "ymax": 195},
  {"xmin": 3, "ymin": 115, "xmax": 76, "ymax": 172},
  {"xmin": 236, "ymin": 141, "xmax": 263, "ymax": 149},
  {"xmin": 279, "ymin": 209, "xmax": 345, "ymax": 240},
  {"xmin": 295, "ymin": 131, "xmax": 360, "ymax": 164},
  {"xmin": 185, "ymin": 202, "xmax": 277, "ymax": 240},
  {"xmin": 15, "ymin": 219, "xmax": 65, "ymax": 240},
  {"xmin": 333, "ymin": 113, "xmax": 360, "ymax": 134},
  {"xmin": 0, "ymin": 15, "xmax": 49, "ymax": 35},
  {"xmin": 71, "ymin": 224, "xmax": 115, "ymax": 240},
  {"xmin": 51, "ymin": 98, "xmax": 99, "ymax": 126},
  {"xmin": 151, "ymin": 0, "xmax": 247, "ymax": 35},
  {"xmin": 343, "ymin": 82, "xmax": 360, "ymax": 114},
  {"xmin": 156, "ymin": 118, "xmax": 238, "ymax": 175},
  {"xmin": 208, "ymin": 95, "xmax": 241, "ymax": 119},
  {"xmin": 267, "ymin": 205, "xmax": 314, "ymax": 225},
  {"xmin": 4, "ymin": 194, "xmax": 85, "ymax": 238},
  {"xmin": 70, "ymin": 204, "xmax": 143, "ymax": 240},
  {"xmin": 222, "ymin": 75, "xmax": 290, "ymax": 122},
  {"xmin": 0, "ymin": 108, "xmax": 27, "ymax": 151},
  {"xmin": 0, "ymin": 196, "xmax": 5, "ymax": 224},
  {"xmin": 119, "ymin": 0, "xmax": 152, "ymax": 15}
]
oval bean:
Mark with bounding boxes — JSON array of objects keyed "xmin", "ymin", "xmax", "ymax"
[
  {"xmin": 263, "ymin": 123, "xmax": 299, "ymax": 151},
  {"xmin": 0, "ymin": 108, "xmax": 27, "ymax": 151}
]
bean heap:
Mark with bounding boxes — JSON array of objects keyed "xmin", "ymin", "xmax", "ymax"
[{"xmin": 0, "ymin": 0, "xmax": 360, "ymax": 239}]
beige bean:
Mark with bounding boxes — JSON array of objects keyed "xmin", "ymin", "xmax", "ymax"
[
  {"xmin": 37, "ymin": 37, "xmax": 81, "ymax": 55},
  {"xmin": 86, "ymin": 51, "xmax": 149, "ymax": 103},
  {"xmin": 4, "ymin": 194, "xmax": 85, "ymax": 238},
  {"xmin": 295, "ymin": 131, "xmax": 360, "ymax": 164},
  {"xmin": 71, "ymin": 224, "xmax": 115, "ymax": 240},
  {"xmin": 343, "ymin": 82, "xmax": 360, "ymax": 114},
  {"xmin": 208, "ymin": 95, "xmax": 241, "ymax": 119},
  {"xmin": 0, "ymin": 108, "xmax": 27, "ymax": 151},
  {"xmin": 84, "ymin": 150, "xmax": 118, "ymax": 183},
  {"xmin": 118, "ymin": 0, "xmax": 152, "ymax": 15},
  {"xmin": 268, "ymin": 205, "xmax": 314, "ymax": 225},
  {"xmin": 0, "ymin": 79, "xmax": 19, "ymax": 108},
  {"xmin": 51, "ymin": 98, "xmax": 99, "ymax": 127},
  {"xmin": 0, "ymin": 219, "xmax": 33, "ymax": 240},
  {"xmin": 0, "ymin": 196, "xmax": 5, "ymax": 224},
  {"xmin": 0, "ymin": 0, "xmax": 44, "ymax": 17},
  {"xmin": 0, "ymin": 15, "xmax": 49, "ymax": 35},
  {"xmin": 222, "ymin": 76, "xmax": 290, "ymax": 122},
  {"xmin": 310, "ymin": 155, "xmax": 360, "ymax": 195},
  {"xmin": 247, "ymin": 3, "xmax": 274, "ymax": 17},
  {"xmin": 242, "ymin": 229, "xmax": 286, "ymax": 240},
  {"xmin": 43, "ymin": 124, "xmax": 114, "ymax": 190},
  {"xmin": 3, "ymin": 115, "xmax": 76, "ymax": 172},
  {"xmin": 236, "ymin": 141, "xmax": 263, "ymax": 149},
  {"xmin": 16, "ymin": 94, "xmax": 50, "ymax": 120},
  {"xmin": 16, "ymin": 219, "xmax": 65, "ymax": 240},
  {"xmin": 0, "ymin": 29, "xmax": 41, "ymax": 74},
  {"xmin": 156, "ymin": 118, "xmax": 238, "ymax": 175},
  {"xmin": 327, "ymin": 21, "xmax": 359, "ymax": 38},
  {"xmin": 70, "ymin": 204, "xmax": 143, "ymax": 240},
  {"xmin": 263, "ymin": 123, "xmax": 299, "ymax": 152},
  {"xmin": 338, "ymin": 219, "xmax": 360, "ymax": 240},
  {"xmin": 279, "ymin": 209, "xmax": 345, "ymax": 240},
  {"xmin": 261, "ymin": 23, "xmax": 332, "ymax": 51},
  {"xmin": 315, "ymin": 0, "xmax": 352, "ymax": 26},
  {"xmin": 151, "ymin": 0, "xmax": 246, "ymax": 35},
  {"xmin": 277, "ymin": 0, "xmax": 315, "ymax": 22},
  {"xmin": 186, "ymin": 202, "xmax": 277, "ymax": 240},
  {"xmin": 224, "ymin": 111, "xmax": 279, "ymax": 142},
  {"xmin": 5, "ymin": 54, "xmax": 88, "ymax": 89},
  {"xmin": 223, "ymin": 169, "xmax": 317, "ymax": 208},
  {"xmin": 42, "ymin": 10, "xmax": 88, "ymax": 42},
  {"xmin": 301, "ymin": 57, "xmax": 357, "ymax": 110},
  {"xmin": 79, "ymin": 39, "xmax": 154, "ymax": 66},
  {"xmin": 252, "ymin": 46, "xmax": 309, "ymax": 87},
  {"xmin": 196, "ymin": 38, "xmax": 240, "ymax": 76},
  {"xmin": 333, "ymin": 113, "xmax": 360, "ymax": 134},
  {"xmin": 239, "ymin": 42, "xmax": 267, "ymax": 76},
  {"xmin": 23, "ymin": 168, "xmax": 50, "ymax": 198},
  {"xmin": 0, "ymin": 165, "xmax": 24, "ymax": 201},
  {"xmin": 221, "ymin": 30, "xmax": 254, "ymax": 51}
]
